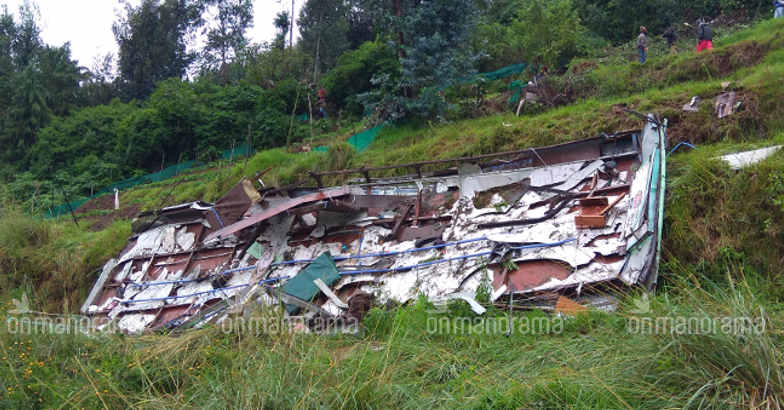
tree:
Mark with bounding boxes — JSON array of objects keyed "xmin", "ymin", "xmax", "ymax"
[
  {"xmin": 298, "ymin": 0, "xmax": 350, "ymax": 82},
  {"xmin": 509, "ymin": 0, "xmax": 591, "ymax": 68},
  {"xmin": 113, "ymin": 0, "xmax": 204, "ymax": 100},
  {"xmin": 0, "ymin": 7, "xmax": 18, "ymax": 159},
  {"xmin": 82, "ymin": 53, "xmax": 118, "ymax": 106},
  {"xmin": 199, "ymin": 0, "xmax": 253, "ymax": 76},
  {"xmin": 361, "ymin": 0, "xmax": 481, "ymax": 122},
  {"xmin": 0, "ymin": 2, "xmax": 83, "ymax": 166},
  {"xmin": 11, "ymin": 1, "xmax": 41, "ymax": 70},
  {"xmin": 344, "ymin": 0, "xmax": 383, "ymax": 49},
  {"xmin": 273, "ymin": 10, "xmax": 290, "ymax": 49},
  {"xmin": 244, "ymin": 43, "xmax": 312, "ymax": 87},
  {"xmin": 322, "ymin": 40, "xmax": 399, "ymax": 115}
]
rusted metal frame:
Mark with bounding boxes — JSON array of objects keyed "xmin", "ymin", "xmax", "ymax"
[
  {"xmin": 151, "ymin": 222, "xmax": 202, "ymax": 328},
  {"xmin": 128, "ymin": 219, "xmax": 207, "ymax": 240},
  {"xmin": 390, "ymin": 204, "xmax": 413, "ymax": 240},
  {"xmin": 289, "ymin": 216, "xmax": 452, "ymax": 245},
  {"xmin": 205, "ymin": 247, "xmax": 240, "ymax": 286},
  {"xmin": 312, "ymin": 149, "xmax": 540, "ymax": 178},
  {"xmin": 283, "ymin": 194, "xmax": 415, "ymax": 215},
  {"xmin": 121, "ymin": 247, "xmax": 235, "ymax": 264},
  {"xmin": 288, "ymin": 200, "xmax": 359, "ymax": 215},
  {"xmin": 529, "ymin": 183, "xmax": 631, "ymax": 209},
  {"xmin": 398, "ymin": 224, "xmax": 446, "ymax": 242},
  {"xmin": 477, "ymin": 194, "xmax": 578, "ymax": 229},
  {"xmin": 138, "ymin": 255, "xmax": 157, "ymax": 283},
  {"xmin": 205, "ymin": 187, "xmax": 351, "ymax": 241},
  {"xmin": 347, "ymin": 195, "xmax": 414, "ymax": 209},
  {"xmin": 309, "ymin": 132, "xmax": 640, "ymax": 181},
  {"xmin": 529, "ymin": 148, "xmax": 548, "ymax": 167},
  {"xmin": 287, "ymin": 229, "xmax": 364, "ymax": 246},
  {"xmin": 176, "ymin": 224, "xmax": 205, "ymax": 285},
  {"xmin": 413, "ymin": 190, "xmax": 422, "ymax": 227},
  {"xmin": 341, "ymin": 151, "xmax": 641, "ymax": 193},
  {"xmin": 372, "ymin": 214, "xmax": 451, "ymax": 225},
  {"xmin": 153, "ymin": 251, "xmax": 234, "ymax": 267}
]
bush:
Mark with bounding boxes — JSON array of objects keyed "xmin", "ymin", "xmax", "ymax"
[{"xmin": 321, "ymin": 41, "xmax": 400, "ymax": 116}]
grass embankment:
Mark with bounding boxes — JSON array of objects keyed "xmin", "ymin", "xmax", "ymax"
[
  {"xmin": 3, "ymin": 17, "xmax": 784, "ymax": 409},
  {"xmin": 108, "ymin": 18, "xmax": 784, "ymax": 215}
]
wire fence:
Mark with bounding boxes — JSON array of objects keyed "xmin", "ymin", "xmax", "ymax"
[{"xmin": 45, "ymin": 143, "xmax": 252, "ymax": 218}]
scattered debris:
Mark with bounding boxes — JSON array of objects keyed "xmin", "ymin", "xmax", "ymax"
[
  {"xmin": 82, "ymin": 115, "xmax": 668, "ymax": 334},
  {"xmin": 682, "ymin": 96, "xmax": 700, "ymax": 112},
  {"xmin": 668, "ymin": 141, "xmax": 696, "ymax": 155},
  {"xmin": 719, "ymin": 145, "xmax": 782, "ymax": 170},
  {"xmin": 715, "ymin": 91, "xmax": 741, "ymax": 118},
  {"xmin": 554, "ymin": 296, "xmax": 588, "ymax": 315}
]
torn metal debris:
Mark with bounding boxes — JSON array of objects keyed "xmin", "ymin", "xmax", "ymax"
[
  {"xmin": 719, "ymin": 145, "xmax": 782, "ymax": 170},
  {"xmin": 715, "ymin": 91, "xmax": 741, "ymax": 118},
  {"xmin": 82, "ymin": 115, "xmax": 668, "ymax": 334},
  {"xmin": 682, "ymin": 96, "xmax": 700, "ymax": 112}
]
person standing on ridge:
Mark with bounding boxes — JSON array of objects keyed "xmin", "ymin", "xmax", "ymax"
[
  {"xmin": 697, "ymin": 18, "xmax": 713, "ymax": 52},
  {"xmin": 637, "ymin": 26, "xmax": 649, "ymax": 63},
  {"xmin": 663, "ymin": 27, "xmax": 677, "ymax": 53},
  {"xmin": 775, "ymin": 0, "xmax": 784, "ymax": 18}
]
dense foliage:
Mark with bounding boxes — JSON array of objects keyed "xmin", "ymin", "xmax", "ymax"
[
  {"xmin": 575, "ymin": 0, "xmax": 773, "ymax": 44},
  {"xmin": 0, "ymin": 0, "xmax": 779, "ymax": 207}
]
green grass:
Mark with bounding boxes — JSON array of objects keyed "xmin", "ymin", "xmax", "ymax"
[
  {"xmin": 4, "ymin": 16, "xmax": 784, "ymax": 410},
  {"xmin": 1, "ymin": 272, "xmax": 781, "ymax": 408}
]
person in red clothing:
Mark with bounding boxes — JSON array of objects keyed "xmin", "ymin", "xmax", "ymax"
[
  {"xmin": 696, "ymin": 18, "xmax": 713, "ymax": 52},
  {"xmin": 317, "ymin": 87, "xmax": 327, "ymax": 119}
]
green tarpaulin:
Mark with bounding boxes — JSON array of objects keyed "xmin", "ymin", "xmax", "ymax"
[{"xmin": 282, "ymin": 252, "xmax": 341, "ymax": 314}]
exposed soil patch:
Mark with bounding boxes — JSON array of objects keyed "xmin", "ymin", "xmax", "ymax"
[
  {"xmin": 657, "ymin": 90, "xmax": 764, "ymax": 145},
  {"xmin": 74, "ymin": 194, "xmax": 140, "ymax": 231},
  {"xmin": 87, "ymin": 206, "xmax": 140, "ymax": 231},
  {"xmin": 74, "ymin": 194, "xmax": 114, "ymax": 214}
]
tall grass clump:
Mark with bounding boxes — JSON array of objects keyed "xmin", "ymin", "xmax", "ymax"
[
  {"xmin": 0, "ymin": 204, "xmax": 129, "ymax": 313},
  {"xmin": 646, "ymin": 265, "xmax": 784, "ymax": 408}
]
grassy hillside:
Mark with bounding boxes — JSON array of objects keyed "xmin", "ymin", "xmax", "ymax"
[
  {"xmin": 3, "ymin": 18, "xmax": 784, "ymax": 409},
  {"xmin": 96, "ymin": 19, "xmax": 784, "ymax": 212}
]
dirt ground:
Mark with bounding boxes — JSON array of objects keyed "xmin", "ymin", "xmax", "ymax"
[{"xmin": 74, "ymin": 194, "xmax": 140, "ymax": 231}]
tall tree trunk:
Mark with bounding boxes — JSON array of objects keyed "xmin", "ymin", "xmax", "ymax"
[
  {"xmin": 313, "ymin": 34, "xmax": 320, "ymax": 84},
  {"xmin": 395, "ymin": 0, "xmax": 403, "ymax": 58},
  {"xmin": 290, "ymin": 0, "xmax": 295, "ymax": 48}
]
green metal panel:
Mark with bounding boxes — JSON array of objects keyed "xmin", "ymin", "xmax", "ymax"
[{"xmin": 282, "ymin": 252, "xmax": 341, "ymax": 315}]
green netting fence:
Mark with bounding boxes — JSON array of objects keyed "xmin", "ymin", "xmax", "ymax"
[
  {"xmin": 45, "ymin": 63, "xmax": 530, "ymax": 219},
  {"xmin": 44, "ymin": 125, "xmax": 381, "ymax": 219},
  {"xmin": 45, "ymin": 141, "xmax": 266, "ymax": 218},
  {"xmin": 457, "ymin": 62, "xmax": 528, "ymax": 85},
  {"xmin": 222, "ymin": 143, "xmax": 252, "ymax": 160},
  {"xmin": 45, "ymin": 160, "xmax": 206, "ymax": 218},
  {"xmin": 313, "ymin": 124, "xmax": 384, "ymax": 153}
]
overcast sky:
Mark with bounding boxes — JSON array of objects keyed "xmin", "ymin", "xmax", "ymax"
[{"xmin": 2, "ymin": 0, "xmax": 303, "ymax": 68}]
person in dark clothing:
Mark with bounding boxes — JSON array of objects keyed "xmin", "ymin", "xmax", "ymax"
[
  {"xmin": 663, "ymin": 28, "xmax": 677, "ymax": 53},
  {"xmin": 637, "ymin": 26, "xmax": 649, "ymax": 63},
  {"xmin": 697, "ymin": 19, "xmax": 713, "ymax": 52}
]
